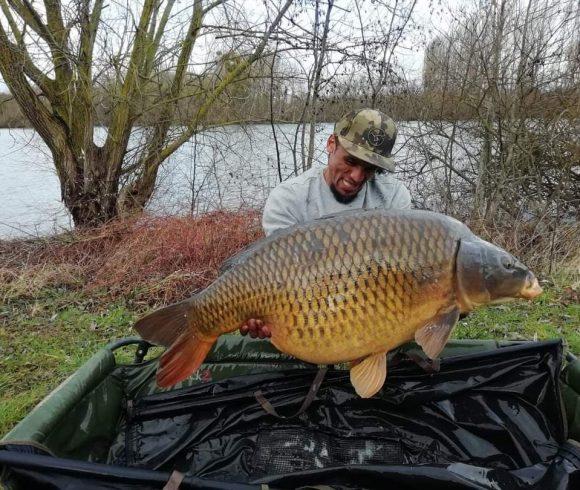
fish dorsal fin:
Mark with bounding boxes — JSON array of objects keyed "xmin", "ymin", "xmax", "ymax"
[
  {"xmin": 415, "ymin": 306, "xmax": 460, "ymax": 359},
  {"xmin": 349, "ymin": 352, "xmax": 387, "ymax": 398},
  {"xmin": 221, "ymin": 209, "xmax": 394, "ymax": 273},
  {"xmin": 219, "ymin": 241, "xmax": 262, "ymax": 274}
]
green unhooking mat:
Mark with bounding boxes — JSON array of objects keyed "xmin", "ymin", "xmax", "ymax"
[{"xmin": 1, "ymin": 337, "xmax": 580, "ymax": 489}]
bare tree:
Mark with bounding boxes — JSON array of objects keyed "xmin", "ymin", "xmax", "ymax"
[
  {"xmin": 412, "ymin": 0, "xmax": 579, "ymax": 269},
  {"xmin": 0, "ymin": 0, "xmax": 293, "ymax": 227}
]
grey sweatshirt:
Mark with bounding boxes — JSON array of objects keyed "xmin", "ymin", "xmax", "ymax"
[{"xmin": 262, "ymin": 166, "xmax": 411, "ymax": 236}]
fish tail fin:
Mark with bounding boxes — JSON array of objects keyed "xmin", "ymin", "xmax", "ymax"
[
  {"xmin": 157, "ymin": 332, "xmax": 216, "ymax": 387},
  {"xmin": 134, "ymin": 299, "xmax": 195, "ymax": 348},
  {"xmin": 134, "ymin": 297, "xmax": 218, "ymax": 387}
]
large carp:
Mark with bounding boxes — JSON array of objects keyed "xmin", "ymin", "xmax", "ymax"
[{"xmin": 135, "ymin": 209, "xmax": 542, "ymax": 398}]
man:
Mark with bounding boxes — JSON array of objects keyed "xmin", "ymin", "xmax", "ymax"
[
  {"xmin": 262, "ymin": 108, "xmax": 411, "ymax": 236},
  {"xmin": 240, "ymin": 108, "xmax": 411, "ymax": 339}
]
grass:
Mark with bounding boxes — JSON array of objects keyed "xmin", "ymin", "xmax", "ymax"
[
  {"xmin": 0, "ymin": 289, "xmax": 138, "ymax": 436},
  {"xmin": 454, "ymin": 281, "xmax": 580, "ymax": 352},
  {"xmin": 0, "ymin": 211, "xmax": 578, "ymax": 438}
]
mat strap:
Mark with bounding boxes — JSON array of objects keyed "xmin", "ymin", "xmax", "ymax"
[{"xmin": 255, "ymin": 367, "xmax": 328, "ymax": 418}]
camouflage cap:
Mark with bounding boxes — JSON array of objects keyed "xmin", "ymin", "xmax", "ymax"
[{"xmin": 334, "ymin": 108, "xmax": 397, "ymax": 172}]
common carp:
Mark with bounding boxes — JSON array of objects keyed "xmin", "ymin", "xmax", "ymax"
[{"xmin": 135, "ymin": 209, "xmax": 542, "ymax": 398}]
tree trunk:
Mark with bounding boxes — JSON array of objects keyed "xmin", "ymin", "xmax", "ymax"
[{"xmin": 55, "ymin": 145, "xmax": 120, "ymax": 227}]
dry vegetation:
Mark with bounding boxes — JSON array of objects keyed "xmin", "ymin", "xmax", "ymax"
[
  {"xmin": 0, "ymin": 210, "xmax": 263, "ymax": 305},
  {"xmin": 0, "ymin": 211, "xmax": 264, "ymax": 435}
]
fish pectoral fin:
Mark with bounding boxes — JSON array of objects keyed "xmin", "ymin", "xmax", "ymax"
[
  {"xmin": 415, "ymin": 306, "xmax": 460, "ymax": 360},
  {"xmin": 157, "ymin": 332, "xmax": 216, "ymax": 388},
  {"xmin": 349, "ymin": 352, "xmax": 387, "ymax": 398}
]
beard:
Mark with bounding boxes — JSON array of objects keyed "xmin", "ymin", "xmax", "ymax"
[{"xmin": 329, "ymin": 184, "xmax": 359, "ymax": 204}]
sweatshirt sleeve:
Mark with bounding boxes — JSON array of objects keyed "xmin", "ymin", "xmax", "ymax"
[{"xmin": 262, "ymin": 184, "xmax": 301, "ymax": 236}]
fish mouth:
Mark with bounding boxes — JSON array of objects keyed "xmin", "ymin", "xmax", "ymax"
[{"xmin": 519, "ymin": 275, "xmax": 543, "ymax": 299}]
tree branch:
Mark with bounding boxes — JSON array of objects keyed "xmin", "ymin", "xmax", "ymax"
[
  {"xmin": 159, "ymin": 0, "xmax": 293, "ymax": 162},
  {"xmin": 143, "ymin": 0, "xmax": 176, "ymax": 78},
  {"xmin": 103, "ymin": 0, "xmax": 158, "ymax": 162},
  {"xmin": 0, "ymin": 21, "xmax": 71, "ymax": 178},
  {"xmin": 7, "ymin": 0, "xmax": 55, "ymax": 44},
  {"xmin": 79, "ymin": 0, "xmax": 104, "ymax": 77},
  {"xmin": 0, "ymin": 0, "xmax": 54, "ymax": 94}
]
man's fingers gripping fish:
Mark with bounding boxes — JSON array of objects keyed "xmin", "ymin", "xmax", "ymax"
[{"xmin": 134, "ymin": 209, "xmax": 542, "ymax": 398}]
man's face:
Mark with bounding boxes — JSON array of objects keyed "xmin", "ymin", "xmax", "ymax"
[{"xmin": 324, "ymin": 134, "xmax": 378, "ymax": 203}]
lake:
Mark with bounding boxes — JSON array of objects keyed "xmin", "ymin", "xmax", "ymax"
[{"xmin": 0, "ymin": 122, "xmax": 468, "ymax": 239}]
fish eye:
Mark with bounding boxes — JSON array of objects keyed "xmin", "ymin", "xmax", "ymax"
[{"xmin": 501, "ymin": 257, "xmax": 514, "ymax": 269}]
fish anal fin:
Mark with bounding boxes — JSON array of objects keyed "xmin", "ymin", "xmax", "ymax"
[
  {"xmin": 349, "ymin": 352, "xmax": 387, "ymax": 398},
  {"xmin": 134, "ymin": 299, "xmax": 194, "ymax": 348},
  {"xmin": 157, "ymin": 333, "xmax": 216, "ymax": 388},
  {"xmin": 415, "ymin": 306, "xmax": 460, "ymax": 360}
]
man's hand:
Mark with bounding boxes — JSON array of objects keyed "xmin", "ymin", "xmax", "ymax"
[{"xmin": 239, "ymin": 318, "xmax": 271, "ymax": 339}]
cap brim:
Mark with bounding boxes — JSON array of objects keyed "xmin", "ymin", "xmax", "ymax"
[{"xmin": 337, "ymin": 136, "xmax": 395, "ymax": 172}]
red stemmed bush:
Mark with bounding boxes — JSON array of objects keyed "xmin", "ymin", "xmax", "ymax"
[{"xmin": 0, "ymin": 210, "xmax": 263, "ymax": 304}]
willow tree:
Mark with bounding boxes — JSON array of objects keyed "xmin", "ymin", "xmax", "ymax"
[{"xmin": 0, "ymin": 0, "xmax": 292, "ymax": 226}]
